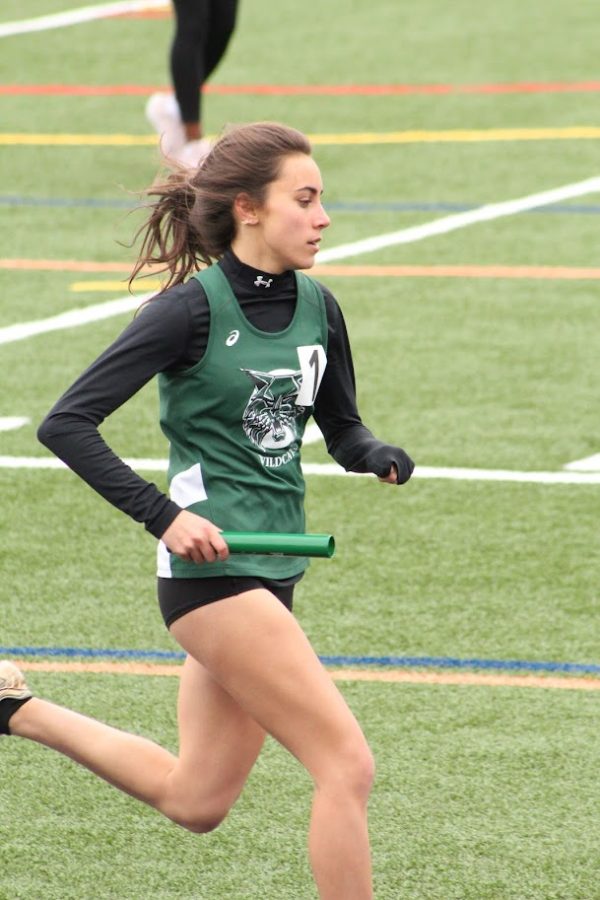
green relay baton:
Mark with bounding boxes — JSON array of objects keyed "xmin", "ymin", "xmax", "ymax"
[{"xmin": 221, "ymin": 532, "xmax": 335, "ymax": 558}]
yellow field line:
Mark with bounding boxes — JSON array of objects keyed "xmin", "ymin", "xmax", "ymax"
[
  {"xmin": 2, "ymin": 127, "xmax": 600, "ymax": 147},
  {"xmin": 310, "ymin": 127, "xmax": 600, "ymax": 145},
  {"xmin": 15, "ymin": 659, "xmax": 600, "ymax": 691},
  {"xmin": 0, "ymin": 134, "xmax": 157, "ymax": 146}
]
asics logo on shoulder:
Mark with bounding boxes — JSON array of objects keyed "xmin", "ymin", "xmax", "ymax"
[
  {"xmin": 225, "ymin": 330, "xmax": 240, "ymax": 346},
  {"xmin": 254, "ymin": 275, "xmax": 273, "ymax": 288}
]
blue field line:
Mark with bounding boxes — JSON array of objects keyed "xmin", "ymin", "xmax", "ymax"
[
  {"xmin": 2, "ymin": 195, "xmax": 600, "ymax": 215},
  {"xmin": 0, "ymin": 646, "xmax": 186, "ymax": 661},
  {"xmin": 1, "ymin": 645, "xmax": 599, "ymax": 674},
  {"xmin": 322, "ymin": 655, "xmax": 600, "ymax": 674},
  {"xmin": 0, "ymin": 196, "xmax": 135, "ymax": 209}
]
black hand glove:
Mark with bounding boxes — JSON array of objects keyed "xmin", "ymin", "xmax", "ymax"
[{"xmin": 369, "ymin": 444, "xmax": 415, "ymax": 484}]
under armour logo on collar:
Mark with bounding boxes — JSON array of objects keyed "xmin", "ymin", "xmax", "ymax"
[{"xmin": 254, "ymin": 275, "xmax": 273, "ymax": 288}]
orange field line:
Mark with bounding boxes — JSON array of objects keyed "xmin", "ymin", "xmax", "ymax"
[
  {"xmin": 16, "ymin": 660, "xmax": 600, "ymax": 691},
  {"xmin": 4, "ymin": 81, "xmax": 600, "ymax": 97},
  {"xmin": 116, "ymin": 9, "xmax": 171, "ymax": 17},
  {"xmin": 0, "ymin": 258, "xmax": 134, "ymax": 272},
  {"xmin": 4, "ymin": 259, "xmax": 600, "ymax": 280},
  {"xmin": 313, "ymin": 264, "xmax": 600, "ymax": 280}
]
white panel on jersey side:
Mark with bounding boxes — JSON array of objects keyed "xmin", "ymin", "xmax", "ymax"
[{"xmin": 169, "ymin": 463, "xmax": 208, "ymax": 507}]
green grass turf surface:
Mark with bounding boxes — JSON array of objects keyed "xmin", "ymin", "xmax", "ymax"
[
  {"xmin": 2, "ymin": 0, "xmax": 595, "ymax": 85},
  {"xmin": 2, "ymin": 677, "xmax": 599, "ymax": 899},
  {"xmin": 3, "ymin": 274, "xmax": 599, "ymax": 472},
  {"xmin": 2, "ymin": 470, "xmax": 599, "ymax": 662},
  {"xmin": 1, "ymin": 0, "xmax": 600, "ymax": 897}
]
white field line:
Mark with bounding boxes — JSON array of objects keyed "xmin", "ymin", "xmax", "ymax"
[
  {"xmin": 0, "ymin": 0, "xmax": 167, "ymax": 38},
  {"xmin": 305, "ymin": 464, "xmax": 600, "ymax": 485},
  {"xmin": 0, "ymin": 417, "xmax": 29, "ymax": 432},
  {"xmin": 270, "ymin": 425, "xmax": 600, "ymax": 476},
  {"xmin": 2, "ymin": 177, "xmax": 600, "ymax": 487},
  {"xmin": 410, "ymin": 465, "xmax": 600, "ymax": 485},
  {"xmin": 317, "ymin": 176, "xmax": 600, "ymax": 263},
  {"xmin": 564, "ymin": 453, "xmax": 600, "ymax": 472},
  {"xmin": 3, "ymin": 175, "xmax": 600, "ymax": 348},
  {"xmin": 2, "ymin": 456, "xmax": 600, "ymax": 484},
  {"xmin": 302, "ymin": 423, "xmax": 323, "ymax": 445},
  {"xmin": 0, "ymin": 295, "xmax": 149, "ymax": 346}
]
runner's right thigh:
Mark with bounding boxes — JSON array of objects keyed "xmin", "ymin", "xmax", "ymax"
[
  {"xmin": 164, "ymin": 654, "xmax": 266, "ymax": 829},
  {"xmin": 170, "ymin": 589, "xmax": 373, "ymax": 790}
]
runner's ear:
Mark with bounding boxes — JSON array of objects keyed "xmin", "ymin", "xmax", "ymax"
[{"xmin": 234, "ymin": 192, "xmax": 259, "ymax": 226}]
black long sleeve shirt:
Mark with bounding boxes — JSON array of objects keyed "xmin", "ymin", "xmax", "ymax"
[{"xmin": 38, "ymin": 251, "xmax": 413, "ymax": 538}]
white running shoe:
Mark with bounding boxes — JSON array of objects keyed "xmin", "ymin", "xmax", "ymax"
[
  {"xmin": 172, "ymin": 138, "xmax": 213, "ymax": 170},
  {"xmin": 145, "ymin": 92, "xmax": 186, "ymax": 157}
]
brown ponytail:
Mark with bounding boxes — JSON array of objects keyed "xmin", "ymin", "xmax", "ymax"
[{"xmin": 129, "ymin": 122, "xmax": 312, "ymax": 293}]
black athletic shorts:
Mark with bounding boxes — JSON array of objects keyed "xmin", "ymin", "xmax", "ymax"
[{"xmin": 157, "ymin": 574, "xmax": 300, "ymax": 628}]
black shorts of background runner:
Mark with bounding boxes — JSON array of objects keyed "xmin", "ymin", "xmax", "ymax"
[
  {"xmin": 158, "ymin": 574, "xmax": 299, "ymax": 628},
  {"xmin": 171, "ymin": 0, "xmax": 239, "ymax": 125}
]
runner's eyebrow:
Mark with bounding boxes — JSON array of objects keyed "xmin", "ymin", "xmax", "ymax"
[{"xmin": 294, "ymin": 186, "xmax": 323, "ymax": 195}]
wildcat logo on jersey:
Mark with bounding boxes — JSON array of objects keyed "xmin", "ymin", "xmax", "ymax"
[{"xmin": 241, "ymin": 367, "xmax": 306, "ymax": 468}]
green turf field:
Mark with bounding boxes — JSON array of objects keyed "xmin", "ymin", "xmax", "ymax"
[{"xmin": 1, "ymin": 1, "xmax": 599, "ymax": 898}]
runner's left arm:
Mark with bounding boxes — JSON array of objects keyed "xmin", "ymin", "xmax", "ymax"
[{"xmin": 313, "ymin": 287, "xmax": 415, "ymax": 485}]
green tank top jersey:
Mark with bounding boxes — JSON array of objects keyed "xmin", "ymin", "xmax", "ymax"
[{"xmin": 157, "ymin": 264, "xmax": 329, "ymax": 580}]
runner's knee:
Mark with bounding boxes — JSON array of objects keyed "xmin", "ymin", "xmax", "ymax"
[
  {"xmin": 168, "ymin": 799, "xmax": 231, "ymax": 834},
  {"xmin": 316, "ymin": 736, "xmax": 376, "ymax": 803},
  {"xmin": 162, "ymin": 784, "xmax": 237, "ymax": 834},
  {"xmin": 344, "ymin": 740, "xmax": 376, "ymax": 801}
]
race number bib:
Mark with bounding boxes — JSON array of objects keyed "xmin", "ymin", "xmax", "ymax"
[{"xmin": 295, "ymin": 345, "xmax": 327, "ymax": 406}]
